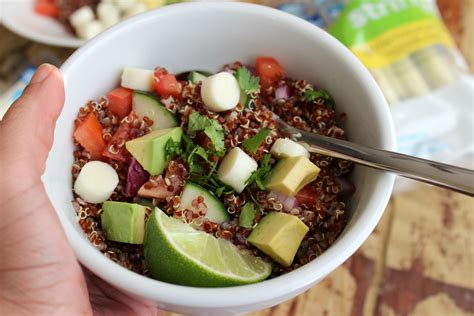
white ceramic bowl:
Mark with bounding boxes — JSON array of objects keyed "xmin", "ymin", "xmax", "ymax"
[{"xmin": 43, "ymin": 3, "xmax": 396, "ymax": 315}]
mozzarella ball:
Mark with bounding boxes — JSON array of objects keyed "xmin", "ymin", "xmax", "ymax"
[{"xmin": 74, "ymin": 161, "xmax": 119, "ymax": 204}]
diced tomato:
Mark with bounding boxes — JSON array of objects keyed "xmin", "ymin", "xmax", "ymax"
[
  {"xmin": 256, "ymin": 57, "xmax": 284, "ymax": 88},
  {"xmin": 107, "ymin": 87, "xmax": 133, "ymax": 119},
  {"xmin": 295, "ymin": 185, "xmax": 319, "ymax": 205},
  {"xmin": 153, "ymin": 68, "xmax": 182, "ymax": 98},
  {"xmin": 102, "ymin": 122, "xmax": 131, "ymax": 162},
  {"xmin": 35, "ymin": 0, "xmax": 59, "ymax": 17},
  {"xmin": 138, "ymin": 160, "xmax": 187, "ymax": 200},
  {"xmin": 73, "ymin": 113, "xmax": 106, "ymax": 160},
  {"xmin": 137, "ymin": 176, "xmax": 170, "ymax": 199}
]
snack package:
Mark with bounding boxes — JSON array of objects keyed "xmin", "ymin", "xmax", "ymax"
[
  {"xmin": 329, "ymin": 0, "xmax": 468, "ymax": 103},
  {"xmin": 258, "ymin": 0, "xmax": 474, "ymax": 190},
  {"xmin": 0, "ymin": 67, "xmax": 36, "ymax": 120}
]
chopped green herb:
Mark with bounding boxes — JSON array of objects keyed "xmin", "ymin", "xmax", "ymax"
[
  {"xmin": 181, "ymin": 134, "xmax": 232, "ymax": 197},
  {"xmin": 204, "ymin": 121, "xmax": 225, "ymax": 156},
  {"xmin": 304, "ymin": 89, "xmax": 335, "ymax": 109},
  {"xmin": 164, "ymin": 138, "xmax": 182, "ymax": 160},
  {"xmin": 181, "ymin": 134, "xmax": 195, "ymax": 157},
  {"xmin": 235, "ymin": 67, "xmax": 260, "ymax": 95},
  {"xmin": 242, "ymin": 128, "xmax": 270, "ymax": 155},
  {"xmin": 186, "ymin": 112, "xmax": 226, "ymax": 156},
  {"xmin": 215, "ymin": 186, "xmax": 226, "ymax": 197},
  {"xmin": 188, "ymin": 112, "xmax": 210, "ymax": 133},
  {"xmin": 239, "ymin": 202, "xmax": 258, "ymax": 228},
  {"xmin": 245, "ymin": 153, "xmax": 272, "ymax": 190},
  {"xmin": 213, "ymin": 184, "xmax": 234, "ymax": 198},
  {"xmin": 186, "ymin": 145, "xmax": 209, "ymax": 174},
  {"xmin": 245, "ymin": 187, "xmax": 259, "ymax": 205}
]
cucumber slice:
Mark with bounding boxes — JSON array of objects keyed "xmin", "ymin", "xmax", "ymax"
[
  {"xmin": 132, "ymin": 91, "xmax": 178, "ymax": 130},
  {"xmin": 188, "ymin": 71, "xmax": 208, "ymax": 84},
  {"xmin": 178, "ymin": 182, "xmax": 230, "ymax": 224}
]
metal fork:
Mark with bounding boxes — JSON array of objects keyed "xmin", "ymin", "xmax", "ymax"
[{"xmin": 274, "ymin": 116, "xmax": 474, "ymax": 197}]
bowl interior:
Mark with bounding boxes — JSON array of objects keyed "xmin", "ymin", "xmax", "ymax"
[{"xmin": 43, "ymin": 3, "xmax": 396, "ymax": 314}]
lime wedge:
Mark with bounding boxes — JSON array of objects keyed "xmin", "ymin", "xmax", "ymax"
[{"xmin": 144, "ymin": 208, "xmax": 272, "ymax": 287}]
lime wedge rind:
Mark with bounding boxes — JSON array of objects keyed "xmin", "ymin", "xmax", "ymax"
[{"xmin": 144, "ymin": 208, "xmax": 272, "ymax": 287}]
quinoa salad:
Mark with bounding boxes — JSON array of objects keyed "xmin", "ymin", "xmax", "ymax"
[{"xmin": 71, "ymin": 57, "xmax": 354, "ymax": 287}]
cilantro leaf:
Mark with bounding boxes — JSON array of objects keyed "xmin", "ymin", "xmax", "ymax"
[
  {"xmin": 242, "ymin": 128, "xmax": 270, "ymax": 155},
  {"xmin": 304, "ymin": 89, "xmax": 335, "ymax": 109},
  {"xmin": 235, "ymin": 67, "xmax": 260, "ymax": 95},
  {"xmin": 186, "ymin": 145, "xmax": 210, "ymax": 173},
  {"xmin": 239, "ymin": 202, "xmax": 258, "ymax": 228},
  {"xmin": 188, "ymin": 112, "xmax": 210, "ymax": 132},
  {"xmin": 204, "ymin": 120, "xmax": 225, "ymax": 156},
  {"xmin": 215, "ymin": 187, "xmax": 226, "ymax": 197},
  {"xmin": 193, "ymin": 146, "xmax": 210, "ymax": 162},
  {"xmin": 181, "ymin": 135, "xmax": 232, "ymax": 196},
  {"xmin": 187, "ymin": 112, "xmax": 225, "ymax": 156},
  {"xmin": 164, "ymin": 138, "xmax": 182, "ymax": 160},
  {"xmin": 181, "ymin": 134, "xmax": 195, "ymax": 157},
  {"xmin": 245, "ymin": 153, "xmax": 272, "ymax": 190}
]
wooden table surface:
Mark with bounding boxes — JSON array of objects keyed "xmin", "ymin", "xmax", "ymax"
[{"xmin": 0, "ymin": 2, "xmax": 472, "ymax": 315}]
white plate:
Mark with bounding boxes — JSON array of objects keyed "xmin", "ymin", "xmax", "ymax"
[{"xmin": 1, "ymin": 0, "xmax": 85, "ymax": 48}]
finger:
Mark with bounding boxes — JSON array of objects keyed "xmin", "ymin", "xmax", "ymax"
[
  {"xmin": 4, "ymin": 63, "xmax": 64, "ymax": 123},
  {"xmin": 0, "ymin": 64, "xmax": 65, "ymax": 175},
  {"xmin": 83, "ymin": 268, "xmax": 161, "ymax": 316}
]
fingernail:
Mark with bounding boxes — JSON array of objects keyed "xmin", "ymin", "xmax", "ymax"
[{"xmin": 30, "ymin": 63, "xmax": 54, "ymax": 84}]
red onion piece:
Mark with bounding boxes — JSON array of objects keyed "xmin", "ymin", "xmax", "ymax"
[
  {"xmin": 268, "ymin": 191, "xmax": 299, "ymax": 211},
  {"xmin": 282, "ymin": 196, "xmax": 299, "ymax": 212},
  {"xmin": 125, "ymin": 159, "xmax": 149, "ymax": 198},
  {"xmin": 275, "ymin": 85, "xmax": 291, "ymax": 100},
  {"xmin": 267, "ymin": 191, "xmax": 287, "ymax": 203}
]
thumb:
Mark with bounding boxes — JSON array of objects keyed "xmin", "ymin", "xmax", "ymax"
[{"xmin": 0, "ymin": 64, "xmax": 65, "ymax": 176}]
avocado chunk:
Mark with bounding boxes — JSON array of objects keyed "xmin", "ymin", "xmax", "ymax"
[
  {"xmin": 265, "ymin": 156, "xmax": 320, "ymax": 196},
  {"xmin": 125, "ymin": 127, "xmax": 183, "ymax": 176},
  {"xmin": 248, "ymin": 212, "xmax": 309, "ymax": 267},
  {"xmin": 101, "ymin": 201, "xmax": 147, "ymax": 244}
]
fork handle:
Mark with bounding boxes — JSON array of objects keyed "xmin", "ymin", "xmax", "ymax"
[{"xmin": 298, "ymin": 131, "xmax": 474, "ymax": 197}]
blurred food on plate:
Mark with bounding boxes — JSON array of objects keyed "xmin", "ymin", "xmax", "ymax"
[{"xmin": 35, "ymin": 0, "xmax": 181, "ymax": 40}]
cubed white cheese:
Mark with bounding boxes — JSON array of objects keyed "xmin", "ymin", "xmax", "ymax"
[
  {"xmin": 124, "ymin": 3, "xmax": 147, "ymax": 17},
  {"xmin": 114, "ymin": 0, "xmax": 137, "ymax": 11},
  {"xmin": 69, "ymin": 6, "xmax": 94, "ymax": 29},
  {"xmin": 121, "ymin": 67, "xmax": 154, "ymax": 91},
  {"xmin": 76, "ymin": 20, "xmax": 104, "ymax": 40},
  {"xmin": 74, "ymin": 161, "xmax": 119, "ymax": 204},
  {"xmin": 270, "ymin": 138, "xmax": 310, "ymax": 159},
  {"xmin": 201, "ymin": 72, "xmax": 240, "ymax": 112},
  {"xmin": 217, "ymin": 147, "xmax": 258, "ymax": 193},
  {"xmin": 97, "ymin": 3, "xmax": 121, "ymax": 28}
]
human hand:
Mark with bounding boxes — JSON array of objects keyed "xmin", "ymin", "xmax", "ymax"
[{"xmin": 0, "ymin": 64, "xmax": 159, "ymax": 316}]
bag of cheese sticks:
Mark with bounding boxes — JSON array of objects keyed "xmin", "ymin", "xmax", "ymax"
[
  {"xmin": 255, "ymin": 0, "xmax": 474, "ymax": 190},
  {"xmin": 328, "ymin": 0, "xmax": 469, "ymax": 103}
]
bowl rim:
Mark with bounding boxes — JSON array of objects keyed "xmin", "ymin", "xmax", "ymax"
[{"xmin": 57, "ymin": 2, "xmax": 396, "ymax": 308}]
